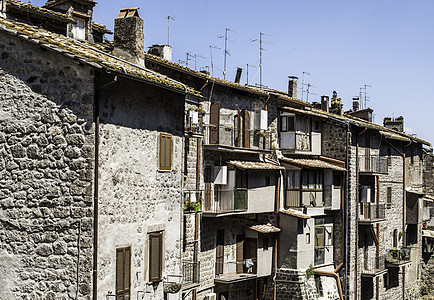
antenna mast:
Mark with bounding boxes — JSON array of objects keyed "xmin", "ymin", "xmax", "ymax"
[
  {"xmin": 301, "ymin": 72, "xmax": 310, "ymax": 101},
  {"xmin": 167, "ymin": 16, "xmax": 175, "ymax": 45},
  {"xmin": 360, "ymin": 84, "xmax": 372, "ymax": 109}
]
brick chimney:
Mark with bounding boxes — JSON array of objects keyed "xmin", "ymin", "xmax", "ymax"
[
  {"xmin": 321, "ymin": 96, "xmax": 329, "ymax": 112},
  {"xmin": 383, "ymin": 116, "xmax": 404, "ymax": 132},
  {"xmin": 113, "ymin": 7, "xmax": 145, "ymax": 65},
  {"xmin": 288, "ymin": 76, "xmax": 298, "ymax": 98},
  {"xmin": 352, "ymin": 97, "xmax": 359, "ymax": 111}
]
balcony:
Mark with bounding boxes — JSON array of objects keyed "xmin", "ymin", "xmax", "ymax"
[
  {"xmin": 182, "ymin": 261, "xmax": 200, "ymax": 286},
  {"xmin": 203, "ymin": 189, "xmax": 248, "ymax": 214},
  {"xmin": 361, "ymin": 255, "xmax": 387, "ymax": 277},
  {"xmin": 386, "ymin": 247, "xmax": 411, "ymax": 267},
  {"xmin": 358, "ymin": 154, "xmax": 388, "ymax": 174},
  {"xmin": 358, "ymin": 203, "xmax": 386, "ymax": 224},
  {"xmin": 423, "ymin": 207, "xmax": 434, "ymax": 222},
  {"xmin": 204, "ymin": 125, "xmax": 272, "ymax": 151},
  {"xmin": 184, "ymin": 110, "xmax": 204, "ymax": 136}
]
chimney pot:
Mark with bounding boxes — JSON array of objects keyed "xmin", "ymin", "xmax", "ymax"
[
  {"xmin": 148, "ymin": 45, "xmax": 173, "ymax": 62},
  {"xmin": 235, "ymin": 67, "xmax": 243, "ymax": 83},
  {"xmin": 321, "ymin": 96, "xmax": 329, "ymax": 113}
]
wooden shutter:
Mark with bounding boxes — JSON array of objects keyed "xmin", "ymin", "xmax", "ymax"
[
  {"xmin": 159, "ymin": 133, "xmax": 172, "ymax": 170},
  {"xmin": 149, "ymin": 232, "xmax": 163, "ymax": 282},
  {"xmin": 387, "ymin": 187, "xmax": 392, "ymax": 208},
  {"xmin": 209, "ymin": 102, "xmax": 220, "ymax": 144},
  {"xmin": 235, "ymin": 108, "xmax": 241, "ymax": 147},
  {"xmin": 116, "ymin": 247, "xmax": 131, "ymax": 300},
  {"xmin": 236, "ymin": 234, "xmax": 245, "ymax": 274},
  {"xmin": 215, "ymin": 230, "xmax": 224, "ymax": 275},
  {"xmin": 243, "ymin": 110, "xmax": 250, "ymax": 148}
]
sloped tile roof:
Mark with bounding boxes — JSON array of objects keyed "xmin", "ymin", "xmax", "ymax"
[
  {"xmin": 92, "ymin": 21, "xmax": 112, "ymax": 34},
  {"xmin": 247, "ymin": 224, "xmax": 281, "ymax": 234},
  {"xmin": 227, "ymin": 160, "xmax": 284, "ymax": 170},
  {"xmin": 0, "ymin": 17, "xmax": 201, "ymax": 96},
  {"xmin": 280, "ymin": 157, "xmax": 347, "ymax": 171},
  {"xmin": 280, "ymin": 208, "xmax": 311, "ymax": 219},
  {"xmin": 6, "ymin": 0, "xmax": 74, "ymax": 22}
]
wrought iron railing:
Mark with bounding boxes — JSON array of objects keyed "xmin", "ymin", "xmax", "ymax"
[
  {"xmin": 386, "ymin": 247, "xmax": 411, "ymax": 265},
  {"xmin": 184, "ymin": 111, "xmax": 204, "ymax": 134},
  {"xmin": 182, "ymin": 261, "xmax": 200, "ymax": 284},
  {"xmin": 362, "ymin": 255, "xmax": 386, "ymax": 275},
  {"xmin": 358, "ymin": 154, "xmax": 388, "ymax": 173},
  {"xmin": 203, "ymin": 189, "xmax": 248, "ymax": 213},
  {"xmin": 359, "ymin": 203, "xmax": 385, "ymax": 221}
]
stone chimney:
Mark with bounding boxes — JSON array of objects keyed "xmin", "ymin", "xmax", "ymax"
[
  {"xmin": 288, "ymin": 76, "xmax": 298, "ymax": 98},
  {"xmin": 234, "ymin": 67, "xmax": 243, "ymax": 83},
  {"xmin": 352, "ymin": 97, "xmax": 359, "ymax": 111},
  {"xmin": 383, "ymin": 116, "xmax": 404, "ymax": 132},
  {"xmin": 321, "ymin": 96, "xmax": 329, "ymax": 112},
  {"xmin": 148, "ymin": 45, "xmax": 173, "ymax": 62},
  {"xmin": 113, "ymin": 7, "xmax": 145, "ymax": 65}
]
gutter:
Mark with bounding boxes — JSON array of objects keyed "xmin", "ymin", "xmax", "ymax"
[{"xmin": 273, "ymin": 162, "xmax": 282, "ymax": 300}]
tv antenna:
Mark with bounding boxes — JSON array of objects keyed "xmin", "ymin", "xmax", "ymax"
[
  {"xmin": 193, "ymin": 54, "xmax": 206, "ymax": 71},
  {"xmin": 359, "ymin": 84, "xmax": 371, "ymax": 109},
  {"xmin": 167, "ymin": 16, "xmax": 175, "ymax": 45},
  {"xmin": 250, "ymin": 32, "xmax": 273, "ymax": 89},
  {"xmin": 246, "ymin": 63, "xmax": 257, "ymax": 86},
  {"xmin": 305, "ymin": 83, "xmax": 318, "ymax": 102},
  {"xmin": 301, "ymin": 72, "xmax": 310, "ymax": 101},
  {"xmin": 218, "ymin": 28, "xmax": 236, "ymax": 80},
  {"xmin": 209, "ymin": 45, "xmax": 220, "ymax": 76}
]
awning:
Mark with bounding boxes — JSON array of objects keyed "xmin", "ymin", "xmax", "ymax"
[
  {"xmin": 279, "ymin": 157, "xmax": 346, "ymax": 172},
  {"xmin": 227, "ymin": 161, "xmax": 284, "ymax": 170},
  {"xmin": 247, "ymin": 224, "xmax": 281, "ymax": 234},
  {"xmin": 280, "ymin": 208, "xmax": 310, "ymax": 219},
  {"xmin": 423, "ymin": 230, "xmax": 434, "ymax": 238}
]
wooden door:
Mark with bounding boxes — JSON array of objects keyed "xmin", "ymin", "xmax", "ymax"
[
  {"xmin": 236, "ymin": 234, "xmax": 245, "ymax": 274},
  {"xmin": 243, "ymin": 238, "xmax": 257, "ymax": 274},
  {"xmin": 215, "ymin": 230, "xmax": 224, "ymax": 275},
  {"xmin": 209, "ymin": 102, "xmax": 220, "ymax": 144}
]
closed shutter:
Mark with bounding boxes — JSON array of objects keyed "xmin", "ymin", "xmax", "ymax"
[
  {"xmin": 243, "ymin": 110, "xmax": 250, "ymax": 148},
  {"xmin": 149, "ymin": 232, "xmax": 163, "ymax": 282},
  {"xmin": 209, "ymin": 102, "xmax": 220, "ymax": 144},
  {"xmin": 159, "ymin": 133, "xmax": 172, "ymax": 170},
  {"xmin": 116, "ymin": 247, "xmax": 131, "ymax": 300},
  {"xmin": 387, "ymin": 187, "xmax": 392, "ymax": 208}
]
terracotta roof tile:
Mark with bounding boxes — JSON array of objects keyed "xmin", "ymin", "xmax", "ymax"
[
  {"xmin": 280, "ymin": 157, "xmax": 347, "ymax": 171},
  {"xmin": 227, "ymin": 161, "xmax": 284, "ymax": 170},
  {"xmin": 280, "ymin": 208, "xmax": 310, "ymax": 219},
  {"xmin": 247, "ymin": 224, "xmax": 281, "ymax": 234},
  {"xmin": 6, "ymin": 0, "xmax": 74, "ymax": 22}
]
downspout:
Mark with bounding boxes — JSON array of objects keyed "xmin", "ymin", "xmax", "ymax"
[
  {"xmin": 273, "ymin": 172, "xmax": 281, "ymax": 300},
  {"xmin": 355, "ymin": 127, "xmax": 367, "ymax": 300},
  {"xmin": 312, "ymin": 269, "xmax": 343, "ymax": 300},
  {"xmin": 344, "ymin": 122, "xmax": 350, "ymax": 300},
  {"xmin": 192, "ymin": 136, "xmax": 201, "ymax": 300},
  {"xmin": 376, "ymin": 176, "xmax": 380, "ymax": 300},
  {"xmin": 92, "ymin": 76, "xmax": 100, "ymax": 300},
  {"xmin": 402, "ymin": 140, "xmax": 412, "ymax": 300}
]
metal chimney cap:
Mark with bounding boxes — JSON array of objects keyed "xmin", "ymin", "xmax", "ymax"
[{"xmin": 288, "ymin": 76, "xmax": 299, "ymax": 80}]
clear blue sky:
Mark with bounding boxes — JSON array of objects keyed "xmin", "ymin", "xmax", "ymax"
[{"xmin": 35, "ymin": 0, "xmax": 434, "ymax": 144}]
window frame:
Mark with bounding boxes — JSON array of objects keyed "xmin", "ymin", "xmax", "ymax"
[
  {"xmin": 280, "ymin": 115, "xmax": 295, "ymax": 132},
  {"xmin": 149, "ymin": 232, "xmax": 163, "ymax": 282},
  {"xmin": 159, "ymin": 133, "xmax": 172, "ymax": 171},
  {"xmin": 386, "ymin": 186, "xmax": 392, "ymax": 208}
]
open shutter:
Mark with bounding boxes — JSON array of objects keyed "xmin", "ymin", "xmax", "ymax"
[
  {"xmin": 209, "ymin": 102, "xmax": 220, "ymax": 144},
  {"xmin": 149, "ymin": 233, "xmax": 163, "ymax": 282},
  {"xmin": 243, "ymin": 110, "xmax": 250, "ymax": 148},
  {"xmin": 236, "ymin": 234, "xmax": 245, "ymax": 274},
  {"xmin": 116, "ymin": 247, "xmax": 131, "ymax": 299}
]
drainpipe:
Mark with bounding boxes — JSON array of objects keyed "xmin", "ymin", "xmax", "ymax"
[
  {"xmin": 273, "ymin": 171, "xmax": 281, "ymax": 300},
  {"xmin": 192, "ymin": 136, "xmax": 201, "ymax": 300},
  {"xmin": 344, "ymin": 122, "xmax": 350, "ymax": 300},
  {"xmin": 312, "ymin": 269, "xmax": 344, "ymax": 300}
]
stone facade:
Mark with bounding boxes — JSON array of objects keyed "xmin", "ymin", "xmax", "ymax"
[{"xmin": 0, "ymin": 31, "xmax": 95, "ymax": 299}]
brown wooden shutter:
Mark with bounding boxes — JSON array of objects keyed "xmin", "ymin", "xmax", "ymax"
[
  {"xmin": 387, "ymin": 187, "xmax": 392, "ymax": 208},
  {"xmin": 236, "ymin": 234, "xmax": 245, "ymax": 274},
  {"xmin": 243, "ymin": 110, "xmax": 250, "ymax": 148},
  {"xmin": 159, "ymin": 134, "xmax": 172, "ymax": 170},
  {"xmin": 215, "ymin": 230, "xmax": 224, "ymax": 275},
  {"xmin": 149, "ymin": 233, "xmax": 163, "ymax": 282},
  {"xmin": 209, "ymin": 102, "xmax": 220, "ymax": 144},
  {"xmin": 116, "ymin": 247, "xmax": 131, "ymax": 299},
  {"xmin": 235, "ymin": 108, "xmax": 241, "ymax": 147}
]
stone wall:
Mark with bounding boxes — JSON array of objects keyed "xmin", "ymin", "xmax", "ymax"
[
  {"xmin": 96, "ymin": 73, "xmax": 185, "ymax": 299},
  {"xmin": 0, "ymin": 32, "xmax": 95, "ymax": 299},
  {"xmin": 321, "ymin": 122, "xmax": 347, "ymax": 161}
]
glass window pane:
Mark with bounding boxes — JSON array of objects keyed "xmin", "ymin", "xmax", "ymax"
[
  {"xmin": 166, "ymin": 137, "xmax": 171, "ymax": 168},
  {"xmin": 287, "ymin": 171, "xmax": 293, "ymax": 189},
  {"xmin": 302, "ymin": 172, "xmax": 308, "ymax": 189},
  {"xmin": 309, "ymin": 172, "xmax": 314, "ymax": 189},
  {"xmin": 281, "ymin": 116, "xmax": 287, "ymax": 132},
  {"xmin": 288, "ymin": 116, "xmax": 295, "ymax": 131},
  {"xmin": 294, "ymin": 171, "xmax": 300, "ymax": 189}
]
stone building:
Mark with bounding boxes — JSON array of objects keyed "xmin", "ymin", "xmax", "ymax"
[{"xmin": 0, "ymin": 2, "xmax": 202, "ymax": 299}]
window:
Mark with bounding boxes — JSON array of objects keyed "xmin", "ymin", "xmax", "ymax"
[
  {"xmin": 302, "ymin": 170, "xmax": 323, "ymax": 191},
  {"xmin": 159, "ymin": 133, "xmax": 172, "ymax": 170},
  {"xmin": 387, "ymin": 147, "xmax": 392, "ymax": 166},
  {"xmin": 333, "ymin": 174, "xmax": 341, "ymax": 187},
  {"xmin": 393, "ymin": 229, "xmax": 398, "ymax": 248},
  {"xmin": 72, "ymin": 18, "xmax": 86, "ymax": 40},
  {"xmin": 116, "ymin": 246, "xmax": 131, "ymax": 299},
  {"xmin": 287, "ymin": 170, "xmax": 300, "ymax": 190},
  {"xmin": 314, "ymin": 120, "xmax": 320, "ymax": 130},
  {"xmin": 280, "ymin": 115, "xmax": 295, "ymax": 132},
  {"xmin": 386, "ymin": 187, "xmax": 392, "ymax": 208},
  {"xmin": 306, "ymin": 232, "xmax": 311, "ymax": 244},
  {"xmin": 149, "ymin": 232, "xmax": 163, "ymax": 282}
]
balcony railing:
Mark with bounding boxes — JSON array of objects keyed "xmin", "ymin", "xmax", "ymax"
[
  {"xmin": 204, "ymin": 125, "xmax": 272, "ymax": 150},
  {"xmin": 185, "ymin": 111, "xmax": 204, "ymax": 135},
  {"xmin": 182, "ymin": 261, "xmax": 200, "ymax": 284},
  {"xmin": 386, "ymin": 247, "xmax": 411, "ymax": 265},
  {"xmin": 358, "ymin": 154, "xmax": 388, "ymax": 173},
  {"xmin": 203, "ymin": 189, "xmax": 248, "ymax": 213},
  {"xmin": 359, "ymin": 203, "xmax": 385, "ymax": 222},
  {"xmin": 280, "ymin": 131, "xmax": 311, "ymax": 151},
  {"xmin": 362, "ymin": 255, "xmax": 386, "ymax": 276},
  {"xmin": 215, "ymin": 258, "xmax": 258, "ymax": 276}
]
